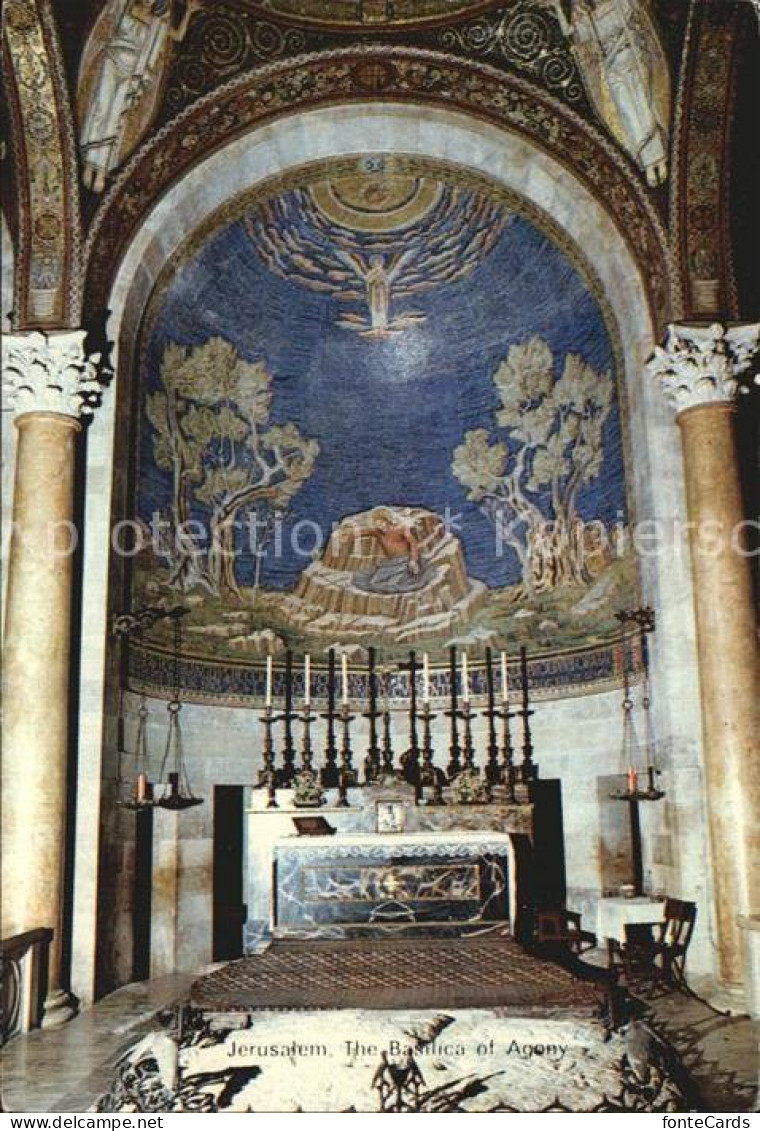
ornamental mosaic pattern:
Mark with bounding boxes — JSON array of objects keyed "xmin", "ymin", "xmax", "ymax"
[
  {"xmin": 83, "ymin": 49, "xmax": 674, "ymax": 328},
  {"xmin": 675, "ymin": 2, "xmax": 741, "ymax": 318},
  {"xmin": 159, "ymin": 2, "xmax": 587, "ymax": 121},
  {"xmin": 2, "ymin": 0, "xmax": 79, "ymax": 325}
]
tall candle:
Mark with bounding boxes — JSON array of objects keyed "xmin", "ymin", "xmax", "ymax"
[
  {"xmin": 341, "ymin": 654, "xmax": 349, "ymax": 705},
  {"xmin": 462, "ymin": 653, "xmax": 470, "ymax": 703},
  {"xmin": 304, "ymin": 654, "xmax": 311, "ymax": 707},
  {"xmin": 500, "ymin": 651, "xmax": 509, "ymax": 704},
  {"xmin": 136, "ymin": 772, "xmax": 147, "ymax": 803},
  {"xmin": 265, "ymin": 655, "xmax": 273, "ymax": 707},
  {"xmin": 422, "ymin": 653, "xmax": 430, "ymax": 703},
  {"xmin": 628, "ymin": 767, "xmax": 638, "ymax": 795}
]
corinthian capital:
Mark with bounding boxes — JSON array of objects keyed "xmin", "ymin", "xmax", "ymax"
[
  {"xmin": 1, "ymin": 330, "xmax": 105, "ymax": 419},
  {"xmin": 648, "ymin": 323, "xmax": 760, "ymax": 416}
]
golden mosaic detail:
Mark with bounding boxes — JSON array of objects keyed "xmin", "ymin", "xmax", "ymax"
[{"xmin": 3, "ymin": 0, "xmax": 72, "ymax": 325}]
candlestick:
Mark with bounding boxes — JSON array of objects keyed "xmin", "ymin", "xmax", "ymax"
[
  {"xmin": 447, "ymin": 645, "xmax": 462, "ymax": 781},
  {"xmin": 265, "ymin": 655, "xmax": 273, "ymax": 707},
  {"xmin": 266, "ymin": 771, "xmax": 278, "ymax": 810},
  {"xmin": 418, "ymin": 702, "xmax": 442, "ymax": 802},
  {"xmin": 461, "ymin": 701, "xmax": 475, "ymax": 772},
  {"xmin": 518, "ymin": 645, "xmax": 535, "ymax": 783},
  {"xmin": 341, "ymin": 653, "xmax": 349, "ymax": 705},
  {"xmin": 280, "ymin": 649, "xmax": 296, "ymax": 786},
  {"xmin": 363, "ymin": 647, "xmax": 381, "ymax": 783},
  {"xmin": 337, "ymin": 767, "xmax": 350, "ymax": 808},
  {"xmin": 321, "ymin": 649, "xmax": 339, "ymax": 788},
  {"xmin": 304, "ymin": 654, "xmax": 311, "ymax": 708},
  {"xmin": 381, "ymin": 703, "xmax": 394, "ymax": 777},
  {"xmin": 483, "ymin": 648, "xmax": 500, "ymax": 786},
  {"xmin": 500, "ymin": 651, "xmax": 509, "ymax": 704},
  {"xmin": 338, "ymin": 703, "xmax": 356, "ymax": 803},
  {"xmin": 406, "ymin": 651, "xmax": 419, "ymax": 756},
  {"xmin": 259, "ymin": 706, "xmax": 279, "ymax": 807},
  {"xmin": 422, "ymin": 652, "xmax": 430, "ymax": 704},
  {"xmin": 499, "ymin": 706, "xmax": 517, "ymax": 802},
  {"xmin": 301, "ymin": 705, "xmax": 316, "ymax": 772}
]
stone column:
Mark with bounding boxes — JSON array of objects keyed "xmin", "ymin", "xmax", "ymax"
[
  {"xmin": 1, "ymin": 330, "xmax": 103, "ymax": 1027},
  {"xmin": 649, "ymin": 322, "xmax": 760, "ymax": 987}
]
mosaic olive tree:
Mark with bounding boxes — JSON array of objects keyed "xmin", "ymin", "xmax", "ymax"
[
  {"xmin": 452, "ymin": 336, "xmax": 613, "ymax": 596},
  {"xmin": 146, "ymin": 336, "xmax": 319, "ymax": 597}
]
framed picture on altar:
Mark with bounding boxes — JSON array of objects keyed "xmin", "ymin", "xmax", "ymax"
[{"xmin": 376, "ymin": 800, "xmax": 405, "ymax": 834}]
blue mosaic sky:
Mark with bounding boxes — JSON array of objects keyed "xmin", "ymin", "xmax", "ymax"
[{"xmin": 139, "ymin": 195, "xmax": 627, "ymax": 592}]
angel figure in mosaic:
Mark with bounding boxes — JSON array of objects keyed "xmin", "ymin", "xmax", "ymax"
[
  {"xmin": 541, "ymin": 0, "xmax": 671, "ymax": 185},
  {"xmin": 77, "ymin": 0, "xmax": 201, "ymax": 193},
  {"xmin": 246, "ymin": 187, "xmax": 507, "ymax": 337}
]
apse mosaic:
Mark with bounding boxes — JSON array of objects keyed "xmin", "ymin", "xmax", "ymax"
[{"xmin": 130, "ymin": 156, "xmax": 638, "ymax": 694}]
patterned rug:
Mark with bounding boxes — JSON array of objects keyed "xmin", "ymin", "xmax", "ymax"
[{"xmin": 190, "ymin": 936, "xmax": 606, "ymax": 1015}]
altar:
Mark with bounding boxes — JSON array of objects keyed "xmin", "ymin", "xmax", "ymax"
[{"xmin": 244, "ymin": 784, "xmax": 536, "ymax": 950}]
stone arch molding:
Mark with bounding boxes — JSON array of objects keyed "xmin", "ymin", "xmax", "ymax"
[
  {"xmin": 83, "ymin": 48, "xmax": 678, "ymax": 332},
  {"xmin": 71, "ymin": 99, "xmax": 707, "ymax": 1007}
]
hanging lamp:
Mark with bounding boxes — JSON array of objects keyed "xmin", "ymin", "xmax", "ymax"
[
  {"xmin": 116, "ymin": 690, "xmax": 156, "ymax": 811},
  {"xmin": 157, "ymin": 616, "xmax": 203, "ymax": 811}
]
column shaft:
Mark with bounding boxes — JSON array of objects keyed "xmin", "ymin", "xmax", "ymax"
[
  {"xmin": 1, "ymin": 411, "xmax": 81, "ymax": 1024},
  {"xmin": 679, "ymin": 403, "xmax": 760, "ymax": 984}
]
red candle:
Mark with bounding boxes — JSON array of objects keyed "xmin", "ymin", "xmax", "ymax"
[{"xmin": 628, "ymin": 767, "xmax": 638, "ymax": 795}]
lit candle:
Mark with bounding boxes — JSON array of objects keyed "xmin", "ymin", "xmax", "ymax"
[
  {"xmin": 341, "ymin": 654, "xmax": 349, "ymax": 705},
  {"xmin": 628, "ymin": 767, "xmax": 638, "ymax": 795},
  {"xmin": 265, "ymin": 655, "xmax": 273, "ymax": 708},
  {"xmin": 462, "ymin": 652, "xmax": 470, "ymax": 703},
  {"xmin": 136, "ymin": 772, "xmax": 147, "ymax": 803},
  {"xmin": 500, "ymin": 651, "xmax": 509, "ymax": 704},
  {"xmin": 304, "ymin": 654, "xmax": 311, "ymax": 708},
  {"xmin": 422, "ymin": 653, "xmax": 430, "ymax": 704}
]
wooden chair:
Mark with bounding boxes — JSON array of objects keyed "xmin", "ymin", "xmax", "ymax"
[
  {"xmin": 608, "ymin": 899, "xmax": 697, "ymax": 995},
  {"xmin": 659, "ymin": 898, "xmax": 697, "ymax": 990},
  {"xmin": 536, "ymin": 909, "xmax": 597, "ymax": 955}
]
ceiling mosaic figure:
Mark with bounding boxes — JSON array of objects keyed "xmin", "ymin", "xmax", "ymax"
[
  {"xmin": 132, "ymin": 157, "xmax": 637, "ymax": 674},
  {"xmin": 77, "ymin": 0, "xmax": 201, "ymax": 192},
  {"xmin": 541, "ymin": 0, "xmax": 671, "ymax": 185}
]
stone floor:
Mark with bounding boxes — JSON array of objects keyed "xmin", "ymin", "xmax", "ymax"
[
  {"xmin": 645, "ymin": 990, "xmax": 759, "ymax": 1113},
  {"xmin": 2, "ymin": 971, "xmax": 758, "ymax": 1113},
  {"xmin": 2, "ymin": 975, "xmax": 194, "ymax": 1113}
]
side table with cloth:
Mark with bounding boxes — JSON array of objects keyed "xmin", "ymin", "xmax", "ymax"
[{"xmin": 596, "ymin": 896, "xmax": 666, "ymax": 944}]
